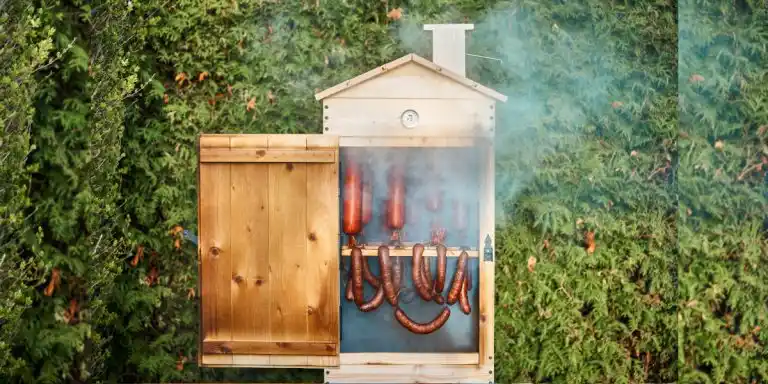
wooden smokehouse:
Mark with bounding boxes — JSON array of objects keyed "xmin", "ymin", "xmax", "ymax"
[{"xmin": 196, "ymin": 24, "xmax": 507, "ymax": 383}]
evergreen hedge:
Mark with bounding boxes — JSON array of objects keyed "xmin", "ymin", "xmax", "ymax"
[{"xmin": 0, "ymin": 0, "xmax": 765, "ymax": 383}]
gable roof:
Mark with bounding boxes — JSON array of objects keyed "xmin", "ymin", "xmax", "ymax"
[{"xmin": 314, "ymin": 53, "xmax": 507, "ymax": 102}]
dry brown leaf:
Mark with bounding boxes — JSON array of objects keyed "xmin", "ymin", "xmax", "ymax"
[
  {"xmin": 714, "ymin": 140, "xmax": 724, "ymax": 150},
  {"xmin": 227, "ymin": 84, "xmax": 233, "ymax": 97},
  {"xmin": 187, "ymin": 288, "xmax": 196, "ymax": 300},
  {"xmin": 44, "ymin": 268, "xmax": 61, "ymax": 297},
  {"xmin": 198, "ymin": 71, "xmax": 209, "ymax": 82},
  {"xmin": 585, "ymin": 231, "xmax": 596, "ymax": 254},
  {"xmin": 174, "ymin": 237, "xmax": 181, "ymax": 250},
  {"xmin": 689, "ymin": 74, "xmax": 705, "ymax": 83},
  {"xmin": 146, "ymin": 266, "xmax": 159, "ymax": 286},
  {"xmin": 130, "ymin": 245, "xmax": 144, "ymax": 267},
  {"xmin": 163, "ymin": 93, "xmax": 169, "ymax": 104},
  {"xmin": 175, "ymin": 72, "xmax": 186, "ymax": 86},
  {"xmin": 387, "ymin": 7, "xmax": 403, "ymax": 20},
  {"xmin": 169, "ymin": 225, "xmax": 183, "ymax": 236},
  {"xmin": 63, "ymin": 298, "xmax": 79, "ymax": 324},
  {"xmin": 267, "ymin": 90, "xmax": 275, "ymax": 104},
  {"xmin": 527, "ymin": 256, "xmax": 537, "ymax": 273},
  {"xmin": 246, "ymin": 97, "xmax": 256, "ymax": 111}
]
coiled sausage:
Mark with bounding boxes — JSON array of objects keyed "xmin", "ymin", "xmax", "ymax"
[
  {"xmin": 411, "ymin": 244, "xmax": 433, "ymax": 301},
  {"xmin": 447, "ymin": 250, "xmax": 468, "ymax": 305},
  {"xmin": 361, "ymin": 255, "xmax": 380, "ymax": 288},
  {"xmin": 459, "ymin": 275, "xmax": 471, "ymax": 315},
  {"xmin": 395, "ymin": 307, "xmax": 451, "ymax": 335},
  {"xmin": 351, "ymin": 247, "xmax": 365, "ymax": 307},
  {"xmin": 377, "ymin": 245, "xmax": 398, "ymax": 306},
  {"xmin": 359, "ymin": 284, "xmax": 385, "ymax": 312},
  {"xmin": 435, "ymin": 244, "xmax": 447, "ymax": 293}
]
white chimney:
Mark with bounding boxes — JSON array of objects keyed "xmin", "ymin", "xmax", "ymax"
[{"xmin": 423, "ymin": 24, "xmax": 474, "ymax": 77}]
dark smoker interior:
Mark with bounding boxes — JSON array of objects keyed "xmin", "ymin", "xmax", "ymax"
[{"xmin": 338, "ymin": 146, "xmax": 481, "ymax": 353}]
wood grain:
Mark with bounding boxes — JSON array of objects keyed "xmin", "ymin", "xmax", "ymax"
[
  {"xmin": 200, "ymin": 148, "xmax": 336, "ymax": 163},
  {"xmin": 324, "ymin": 363, "xmax": 492, "ymax": 383},
  {"xmin": 199, "ymin": 163, "xmax": 232, "ymax": 341},
  {"xmin": 478, "ymin": 138, "xmax": 495, "ymax": 369},
  {"xmin": 202, "ymin": 341, "xmax": 337, "ymax": 356},
  {"xmin": 305, "ymin": 159, "xmax": 339, "ymax": 343},
  {"xmin": 268, "ymin": 161, "xmax": 309, "ymax": 341},
  {"xmin": 230, "ymin": 163, "xmax": 269, "ymax": 340}
]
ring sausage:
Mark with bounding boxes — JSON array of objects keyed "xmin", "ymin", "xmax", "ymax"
[
  {"xmin": 359, "ymin": 284, "xmax": 385, "ymax": 312},
  {"xmin": 465, "ymin": 263, "xmax": 472, "ymax": 291},
  {"xmin": 392, "ymin": 256, "xmax": 402, "ymax": 293},
  {"xmin": 361, "ymin": 255, "xmax": 381, "ymax": 288},
  {"xmin": 435, "ymin": 244, "xmax": 447, "ymax": 293},
  {"xmin": 459, "ymin": 275, "xmax": 471, "ymax": 314},
  {"xmin": 412, "ymin": 244, "xmax": 433, "ymax": 301},
  {"xmin": 447, "ymin": 250, "xmax": 468, "ymax": 305},
  {"xmin": 351, "ymin": 247, "xmax": 365, "ymax": 306},
  {"xmin": 343, "ymin": 159, "xmax": 363, "ymax": 243},
  {"xmin": 395, "ymin": 307, "xmax": 451, "ymax": 334},
  {"xmin": 421, "ymin": 257, "xmax": 433, "ymax": 291},
  {"xmin": 345, "ymin": 275, "xmax": 354, "ymax": 301},
  {"xmin": 377, "ymin": 245, "xmax": 398, "ymax": 306}
]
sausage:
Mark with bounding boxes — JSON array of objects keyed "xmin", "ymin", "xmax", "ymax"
[
  {"xmin": 361, "ymin": 255, "xmax": 381, "ymax": 288},
  {"xmin": 392, "ymin": 255, "xmax": 402, "ymax": 293},
  {"xmin": 377, "ymin": 245, "xmax": 398, "ymax": 305},
  {"xmin": 435, "ymin": 244, "xmax": 447, "ymax": 293},
  {"xmin": 458, "ymin": 275, "xmax": 471, "ymax": 314},
  {"xmin": 465, "ymin": 263, "xmax": 472, "ymax": 291},
  {"xmin": 411, "ymin": 244, "xmax": 433, "ymax": 301},
  {"xmin": 447, "ymin": 250, "xmax": 468, "ymax": 305},
  {"xmin": 387, "ymin": 165, "xmax": 406, "ymax": 230},
  {"xmin": 421, "ymin": 257, "xmax": 433, "ymax": 291},
  {"xmin": 345, "ymin": 275, "xmax": 354, "ymax": 301},
  {"xmin": 351, "ymin": 247, "xmax": 365, "ymax": 306},
  {"xmin": 359, "ymin": 284, "xmax": 385, "ymax": 312},
  {"xmin": 361, "ymin": 180, "xmax": 373, "ymax": 225},
  {"xmin": 394, "ymin": 307, "xmax": 451, "ymax": 334},
  {"xmin": 343, "ymin": 160, "xmax": 363, "ymax": 236}
]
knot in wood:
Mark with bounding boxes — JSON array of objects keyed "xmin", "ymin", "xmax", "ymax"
[
  {"xmin": 232, "ymin": 274, "xmax": 244, "ymax": 284},
  {"xmin": 209, "ymin": 246, "xmax": 221, "ymax": 258}
]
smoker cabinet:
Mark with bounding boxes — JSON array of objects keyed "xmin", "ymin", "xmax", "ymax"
[{"xmin": 197, "ymin": 23, "xmax": 506, "ymax": 384}]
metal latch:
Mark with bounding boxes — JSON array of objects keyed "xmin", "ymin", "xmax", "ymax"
[{"xmin": 483, "ymin": 234, "xmax": 494, "ymax": 262}]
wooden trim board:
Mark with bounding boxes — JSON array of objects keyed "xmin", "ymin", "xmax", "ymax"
[
  {"xmin": 339, "ymin": 353, "xmax": 479, "ymax": 365},
  {"xmin": 202, "ymin": 340, "xmax": 337, "ymax": 355},
  {"xmin": 324, "ymin": 363, "xmax": 493, "ymax": 383},
  {"xmin": 200, "ymin": 354, "xmax": 339, "ymax": 368},
  {"xmin": 200, "ymin": 148, "xmax": 336, "ymax": 163}
]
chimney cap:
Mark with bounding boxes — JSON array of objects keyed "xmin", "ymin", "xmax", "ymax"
[{"xmin": 423, "ymin": 24, "xmax": 474, "ymax": 31}]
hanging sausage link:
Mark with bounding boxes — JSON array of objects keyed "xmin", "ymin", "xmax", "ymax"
[
  {"xmin": 447, "ymin": 250, "xmax": 468, "ymax": 305},
  {"xmin": 394, "ymin": 307, "xmax": 451, "ymax": 335}
]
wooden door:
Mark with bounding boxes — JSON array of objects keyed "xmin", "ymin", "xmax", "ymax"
[{"xmin": 197, "ymin": 134, "xmax": 340, "ymax": 368}]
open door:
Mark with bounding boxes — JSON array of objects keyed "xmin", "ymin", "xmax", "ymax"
[{"xmin": 197, "ymin": 134, "xmax": 340, "ymax": 368}]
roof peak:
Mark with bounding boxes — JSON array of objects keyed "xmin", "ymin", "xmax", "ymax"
[{"xmin": 314, "ymin": 53, "xmax": 507, "ymax": 102}]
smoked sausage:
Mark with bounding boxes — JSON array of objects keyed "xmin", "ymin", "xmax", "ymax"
[
  {"xmin": 359, "ymin": 285, "xmax": 385, "ymax": 312},
  {"xmin": 447, "ymin": 250, "xmax": 468, "ymax": 305},
  {"xmin": 465, "ymin": 263, "xmax": 473, "ymax": 291},
  {"xmin": 435, "ymin": 244, "xmax": 447, "ymax": 293},
  {"xmin": 377, "ymin": 245, "xmax": 398, "ymax": 306},
  {"xmin": 458, "ymin": 275, "xmax": 471, "ymax": 315},
  {"xmin": 361, "ymin": 180, "xmax": 372, "ymax": 225},
  {"xmin": 395, "ymin": 307, "xmax": 451, "ymax": 335},
  {"xmin": 411, "ymin": 244, "xmax": 433, "ymax": 301},
  {"xmin": 351, "ymin": 247, "xmax": 365, "ymax": 307},
  {"xmin": 343, "ymin": 159, "xmax": 363, "ymax": 244},
  {"xmin": 421, "ymin": 257, "xmax": 433, "ymax": 291},
  {"xmin": 361, "ymin": 255, "xmax": 381, "ymax": 288},
  {"xmin": 392, "ymin": 256, "xmax": 402, "ymax": 293},
  {"xmin": 387, "ymin": 165, "xmax": 406, "ymax": 231},
  {"xmin": 345, "ymin": 275, "xmax": 354, "ymax": 301}
]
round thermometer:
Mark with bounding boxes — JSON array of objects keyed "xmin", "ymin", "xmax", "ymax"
[{"xmin": 400, "ymin": 109, "xmax": 419, "ymax": 129}]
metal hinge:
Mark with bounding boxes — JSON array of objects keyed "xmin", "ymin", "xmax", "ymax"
[{"xmin": 483, "ymin": 234, "xmax": 494, "ymax": 262}]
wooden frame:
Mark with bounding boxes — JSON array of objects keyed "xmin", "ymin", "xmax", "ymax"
[{"xmin": 196, "ymin": 25, "xmax": 504, "ymax": 383}]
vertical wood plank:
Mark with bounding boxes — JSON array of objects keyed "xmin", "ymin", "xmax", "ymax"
[
  {"xmin": 230, "ymin": 163, "xmax": 270, "ymax": 340},
  {"xmin": 478, "ymin": 139, "xmax": 495, "ymax": 368},
  {"xmin": 199, "ymin": 163, "xmax": 232, "ymax": 341},
  {"xmin": 268, "ymin": 161, "xmax": 309, "ymax": 342},
  {"xmin": 305, "ymin": 160, "xmax": 340, "ymax": 343}
]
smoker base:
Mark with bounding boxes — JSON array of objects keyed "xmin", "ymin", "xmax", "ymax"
[{"xmin": 324, "ymin": 356, "xmax": 493, "ymax": 384}]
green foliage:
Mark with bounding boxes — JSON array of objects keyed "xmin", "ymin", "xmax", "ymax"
[{"xmin": 0, "ymin": 0, "xmax": 765, "ymax": 383}]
